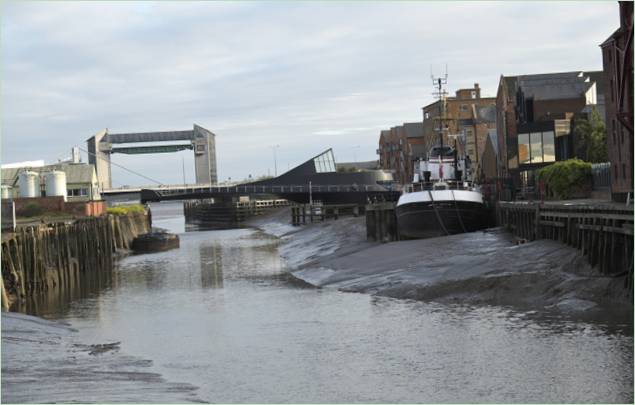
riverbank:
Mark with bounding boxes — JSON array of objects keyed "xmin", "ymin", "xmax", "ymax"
[
  {"xmin": 1, "ymin": 212, "xmax": 150, "ymax": 311},
  {"xmin": 248, "ymin": 208, "xmax": 632, "ymax": 319}
]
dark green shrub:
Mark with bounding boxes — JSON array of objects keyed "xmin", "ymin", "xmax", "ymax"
[
  {"xmin": 537, "ymin": 159, "xmax": 592, "ymax": 200},
  {"xmin": 21, "ymin": 202, "xmax": 44, "ymax": 217}
]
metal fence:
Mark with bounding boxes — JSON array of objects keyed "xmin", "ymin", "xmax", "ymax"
[{"xmin": 591, "ymin": 162, "xmax": 611, "ymax": 190}]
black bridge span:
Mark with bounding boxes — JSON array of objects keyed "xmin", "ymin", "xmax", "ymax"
[
  {"xmin": 141, "ymin": 183, "xmax": 399, "ymax": 205},
  {"xmin": 140, "ymin": 148, "xmax": 399, "ymax": 205}
]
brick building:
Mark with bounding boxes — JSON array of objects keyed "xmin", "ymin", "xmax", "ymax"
[
  {"xmin": 377, "ymin": 122, "xmax": 424, "ymax": 185},
  {"xmin": 495, "ymin": 71, "xmax": 605, "ymax": 193},
  {"xmin": 600, "ymin": 1, "xmax": 633, "ymax": 202},
  {"xmin": 421, "ymin": 83, "xmax": 496, "ymax": 180}
]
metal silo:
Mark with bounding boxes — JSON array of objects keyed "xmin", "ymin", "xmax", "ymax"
[
  {"xmin": 18, "ymin": 171, "xmax": 39, "ymax": 198},
  {"xmin": 1, "ymin": 185, "xmax": 12, "ymax": 199},
  {"xmin": 44, "ymin": 171, "xmax": 67, "ymax": 201}
]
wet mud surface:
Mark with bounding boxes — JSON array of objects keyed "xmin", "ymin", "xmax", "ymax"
[
  {"xmin": 1, "ymin": 312, "xmax": 203, "ymax": 403},
  {"xmin": 251, "ymin": 208, "xmax": 633, "ymax": 320}
]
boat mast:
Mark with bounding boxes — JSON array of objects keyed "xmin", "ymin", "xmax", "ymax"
[{"xmin": 431, "ymin": 67, "xmax": 448, "ymax": 158}]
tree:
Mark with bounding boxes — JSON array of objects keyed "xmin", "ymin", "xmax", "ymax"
[{"xmin": 574, "ymin": 107, "xmax": 608, "ymax": 163}]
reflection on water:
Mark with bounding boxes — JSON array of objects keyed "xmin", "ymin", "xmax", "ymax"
[
  {"xmin": 11, "ymin": 202, "xmax": 634, "ymax": 403},
  {"xmin": 200, "ymin": 244, "xmax": 224, "ymax": 289}
]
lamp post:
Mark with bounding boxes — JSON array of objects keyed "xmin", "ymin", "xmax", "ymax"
[
  {"xmin": 351, "ymin": 145, "xmax": 360, "ymax": 162},
  {"xmin": 271, "ymin": 144, "xmax": 280, "ymax": 177}
]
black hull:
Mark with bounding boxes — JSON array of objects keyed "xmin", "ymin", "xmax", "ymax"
[{"xmin": 396, "ymin": 200, "xmax": 487, "ymax": 239}]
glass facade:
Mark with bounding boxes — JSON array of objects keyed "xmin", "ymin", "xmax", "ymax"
[
  {"xmin": 313, "ymin": 149, "xmax": 336, "ymax": 173},
  {"xmin": 530, "ymin": 133, "xmax": 543, "ymax": 163},
  {"xmin": 518, "ymin": 130, "xmax": 556, "ymax": 165},
  {"xmin": 518, "ymin": 133, "xmax": 530, "ymax": 165},
  {"xmin": 542, "ymin": 131, "xmax": 555, "ymax": 162}
]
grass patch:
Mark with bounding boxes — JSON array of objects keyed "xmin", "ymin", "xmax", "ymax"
[{"xmin": 107, "ymin": 204, "xmax": 146, "ymax": 216}]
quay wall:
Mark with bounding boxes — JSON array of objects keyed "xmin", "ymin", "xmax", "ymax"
[
  {"xmin": 0, "ymin": 213, "xmax": 150, "ymax": 310},
  {"xmin": 496, "ymin": 201, "xmax": 633, "ymax": 291}
]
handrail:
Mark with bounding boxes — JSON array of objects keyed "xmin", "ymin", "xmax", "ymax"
[{"xmin": 150, "ymin": 183, "xmax": 392, "ymax": 196}]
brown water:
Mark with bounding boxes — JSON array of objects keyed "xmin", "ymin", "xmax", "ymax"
[{"xmin": 3, "ymin": 202, "xmax": 633, "ymax": 403}]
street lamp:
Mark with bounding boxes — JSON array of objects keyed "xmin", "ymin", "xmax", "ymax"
[
  {"xmin": 271, "ymin": 144, "xmax": 280, "ymax": 177},
  {"xmin": 351, "ymin": 145, "xmax": 360, "ymax": 162}
]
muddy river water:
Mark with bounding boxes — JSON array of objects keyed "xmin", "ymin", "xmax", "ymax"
[{"xmin": 4, "ymin": 202, "xmax": 633, "ymax": 403}]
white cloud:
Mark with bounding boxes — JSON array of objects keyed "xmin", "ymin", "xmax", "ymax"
[{"xmin": 1, "ymin": 1, "xmax": 618, "ymax": 184}]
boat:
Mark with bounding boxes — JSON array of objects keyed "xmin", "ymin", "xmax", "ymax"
[
  {"xmin": 395, "ymin": 72, "xmax": 487, "ymax": 239},
  {"xmin": 396, "ymin": 145, "xmax": 487, "ymax": 239}
]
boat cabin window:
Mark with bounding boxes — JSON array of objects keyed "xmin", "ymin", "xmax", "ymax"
[{"xmin": 428, "ymin": 145, "xmax": 454, "ymax": 158}]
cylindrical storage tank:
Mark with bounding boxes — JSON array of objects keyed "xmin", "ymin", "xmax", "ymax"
[
  {"xmin": 1, "ymin": 185, "xmax": 12, "ymax": 199},
  {"xmin": 44, "ymin": 171, "xmax": 67, "ymax": 201},
  {"xmin": 18, "ymin": 171, "xmax": 39, "ymax": 198}
]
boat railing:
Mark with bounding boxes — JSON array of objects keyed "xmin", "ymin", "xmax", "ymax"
[{"xmin": 405, "ymin": 180, "xmax": 476, "ymax": 193}]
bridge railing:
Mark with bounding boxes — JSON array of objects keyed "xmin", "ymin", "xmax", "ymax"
[{"xmin": 153, "ymin": 184, "xmax": 387, "ymax": 196}]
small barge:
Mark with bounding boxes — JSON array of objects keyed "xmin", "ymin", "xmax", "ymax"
[{"xmin": 131, "ymin": 231, "xmax": 179, "ymax": 253}]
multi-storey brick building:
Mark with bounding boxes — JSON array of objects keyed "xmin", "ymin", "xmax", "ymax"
[
  {"xmin": 377, "ymin": 122, "xmax": 424, "ymax": 185},
  {"xmin": 421, "ymin": 84, "xmax": 496, "ymax": 180},
  {"xmin": 600, "ymin": 1, "xmax": 633, "ymax": 202},
  {"xmin": 496, "ymin": 71, "xmax": 605, "ymax": 193}
]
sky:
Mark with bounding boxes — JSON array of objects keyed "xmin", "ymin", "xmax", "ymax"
[{"xmin": 1, "ymin": 1, "xmax": 619, "ymax": 187}]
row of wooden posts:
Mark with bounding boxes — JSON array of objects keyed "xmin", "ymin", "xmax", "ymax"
[
  {"xmin": 291, "ymin": 203, "xmax": 360, "ymax": 226},
  {"xmin": 497, "ymin": 201, "xmax": 634, "ymax": 290},
  {"xmin": 184, "ymin": 199, "xmax": 289, "ymax": 227},
  {"xmin": 1, "ymin": 213, "xmax": 150, "ymax": 310}
]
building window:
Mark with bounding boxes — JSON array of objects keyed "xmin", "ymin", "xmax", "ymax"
[
  {"xmin": 471, "ymin": 91, "xmax": 476, "ymax": 99},
  {"xmin": 542, "ymin": 131, "xmax": 555, "ymax": 162},
  {"xmin": 424, "ymin": 111, "xmax": 430, "ymax": 119},
  {"xmin": 518, "ymin": 133, "xmax": 530, "ymax": 164},
  {"xmin": 196, "ymin": 144, "xmax": 205, "ymax": 152},
  {"xmin": 518, "ymin": 131, "xmax": 555, "ymax": 165},
  {"xmin": 460, "ymin": 104, "xmax": 468, "ymax": 112},
  {"xmin": 67, "ymin": 188, "xmax": 88, "ymax": 197},
  {"xmin": 530, "ymin": 133, "xmax": 543, "ymax": 163}
]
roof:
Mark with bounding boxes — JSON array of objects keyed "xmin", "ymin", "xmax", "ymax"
[
  {"xmin": 336, "ymin": 160, "xmax": 379, "ymax": 170},
  {"xmin": 403, "ymin": 122, "xmax": 423, "ymax": 138},
  {"xmin": 500, "ymin": 71, "xmax": 602, "ymax": 101},
  {"xmin": 1, "ymin": 163, "xmax": 96, "ymax": 186}
]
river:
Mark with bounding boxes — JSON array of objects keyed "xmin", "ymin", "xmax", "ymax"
[{"xmin": 4, "ymin": 202, "xmax": 633, "ymax": 403}]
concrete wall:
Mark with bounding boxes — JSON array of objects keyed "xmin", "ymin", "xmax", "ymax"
[
  {"xmin": 87, "ymin": 129, "xmax": 112, "ymax": 190},
  {"xmin": 193, "ymin": 125, "xmax": 218, "ymax": 185},
  {"xmin": 12, "ymin": 196, "xmax": 106, "ymax": 217}
]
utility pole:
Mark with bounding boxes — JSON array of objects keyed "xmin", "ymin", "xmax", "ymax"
[
  {"xmin": 271, "ymin": 144, "xmax": 280, "ymax": 177},
  {"xmin": 182, "ymin": 157, "xmax": 186, "ymax": 186}
]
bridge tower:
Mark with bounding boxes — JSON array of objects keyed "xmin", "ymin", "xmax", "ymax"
[{"xmin": 86, "ymin": 124, "xmax": 217, "ymax": 190}]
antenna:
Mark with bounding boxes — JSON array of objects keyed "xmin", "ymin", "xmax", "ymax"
[{"xmin": 430, "ymin": 65, "xmax": 449, "ymax": 154}]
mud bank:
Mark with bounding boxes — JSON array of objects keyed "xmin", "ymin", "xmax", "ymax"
[
  {"xmin": 1, "ymin": 312, "xmax": 202, "ymax": 403},
  {"xmin": 248, "ymin": 208, "xmax": 632, "ymax": 318}
]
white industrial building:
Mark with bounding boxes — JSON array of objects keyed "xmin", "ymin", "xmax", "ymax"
[{"xmin": 1, "ymin": 163, "xmax": 101, "ymax": 202}]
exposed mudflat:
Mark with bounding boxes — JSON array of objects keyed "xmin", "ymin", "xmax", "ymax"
[
  {"xmin": 249, "ymin": 208, "xmax": 632, "ymax": 319},
  {"xmin": 1, "ymin": 312, "xmax": 203, "ymax": 403}
]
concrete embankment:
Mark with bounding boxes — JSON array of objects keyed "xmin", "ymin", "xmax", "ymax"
[
  {"xmin": 0, "ymin": 213, "xmax": 150, "ymax": 310},
  {"xmin": 248, "ymin": 208, "xmax": 632, "ymax": 317}
]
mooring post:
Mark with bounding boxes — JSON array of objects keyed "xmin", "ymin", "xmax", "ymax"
[{"xmin": 534, "ymin": 204, "xmax": 540, "ymax": 241}]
